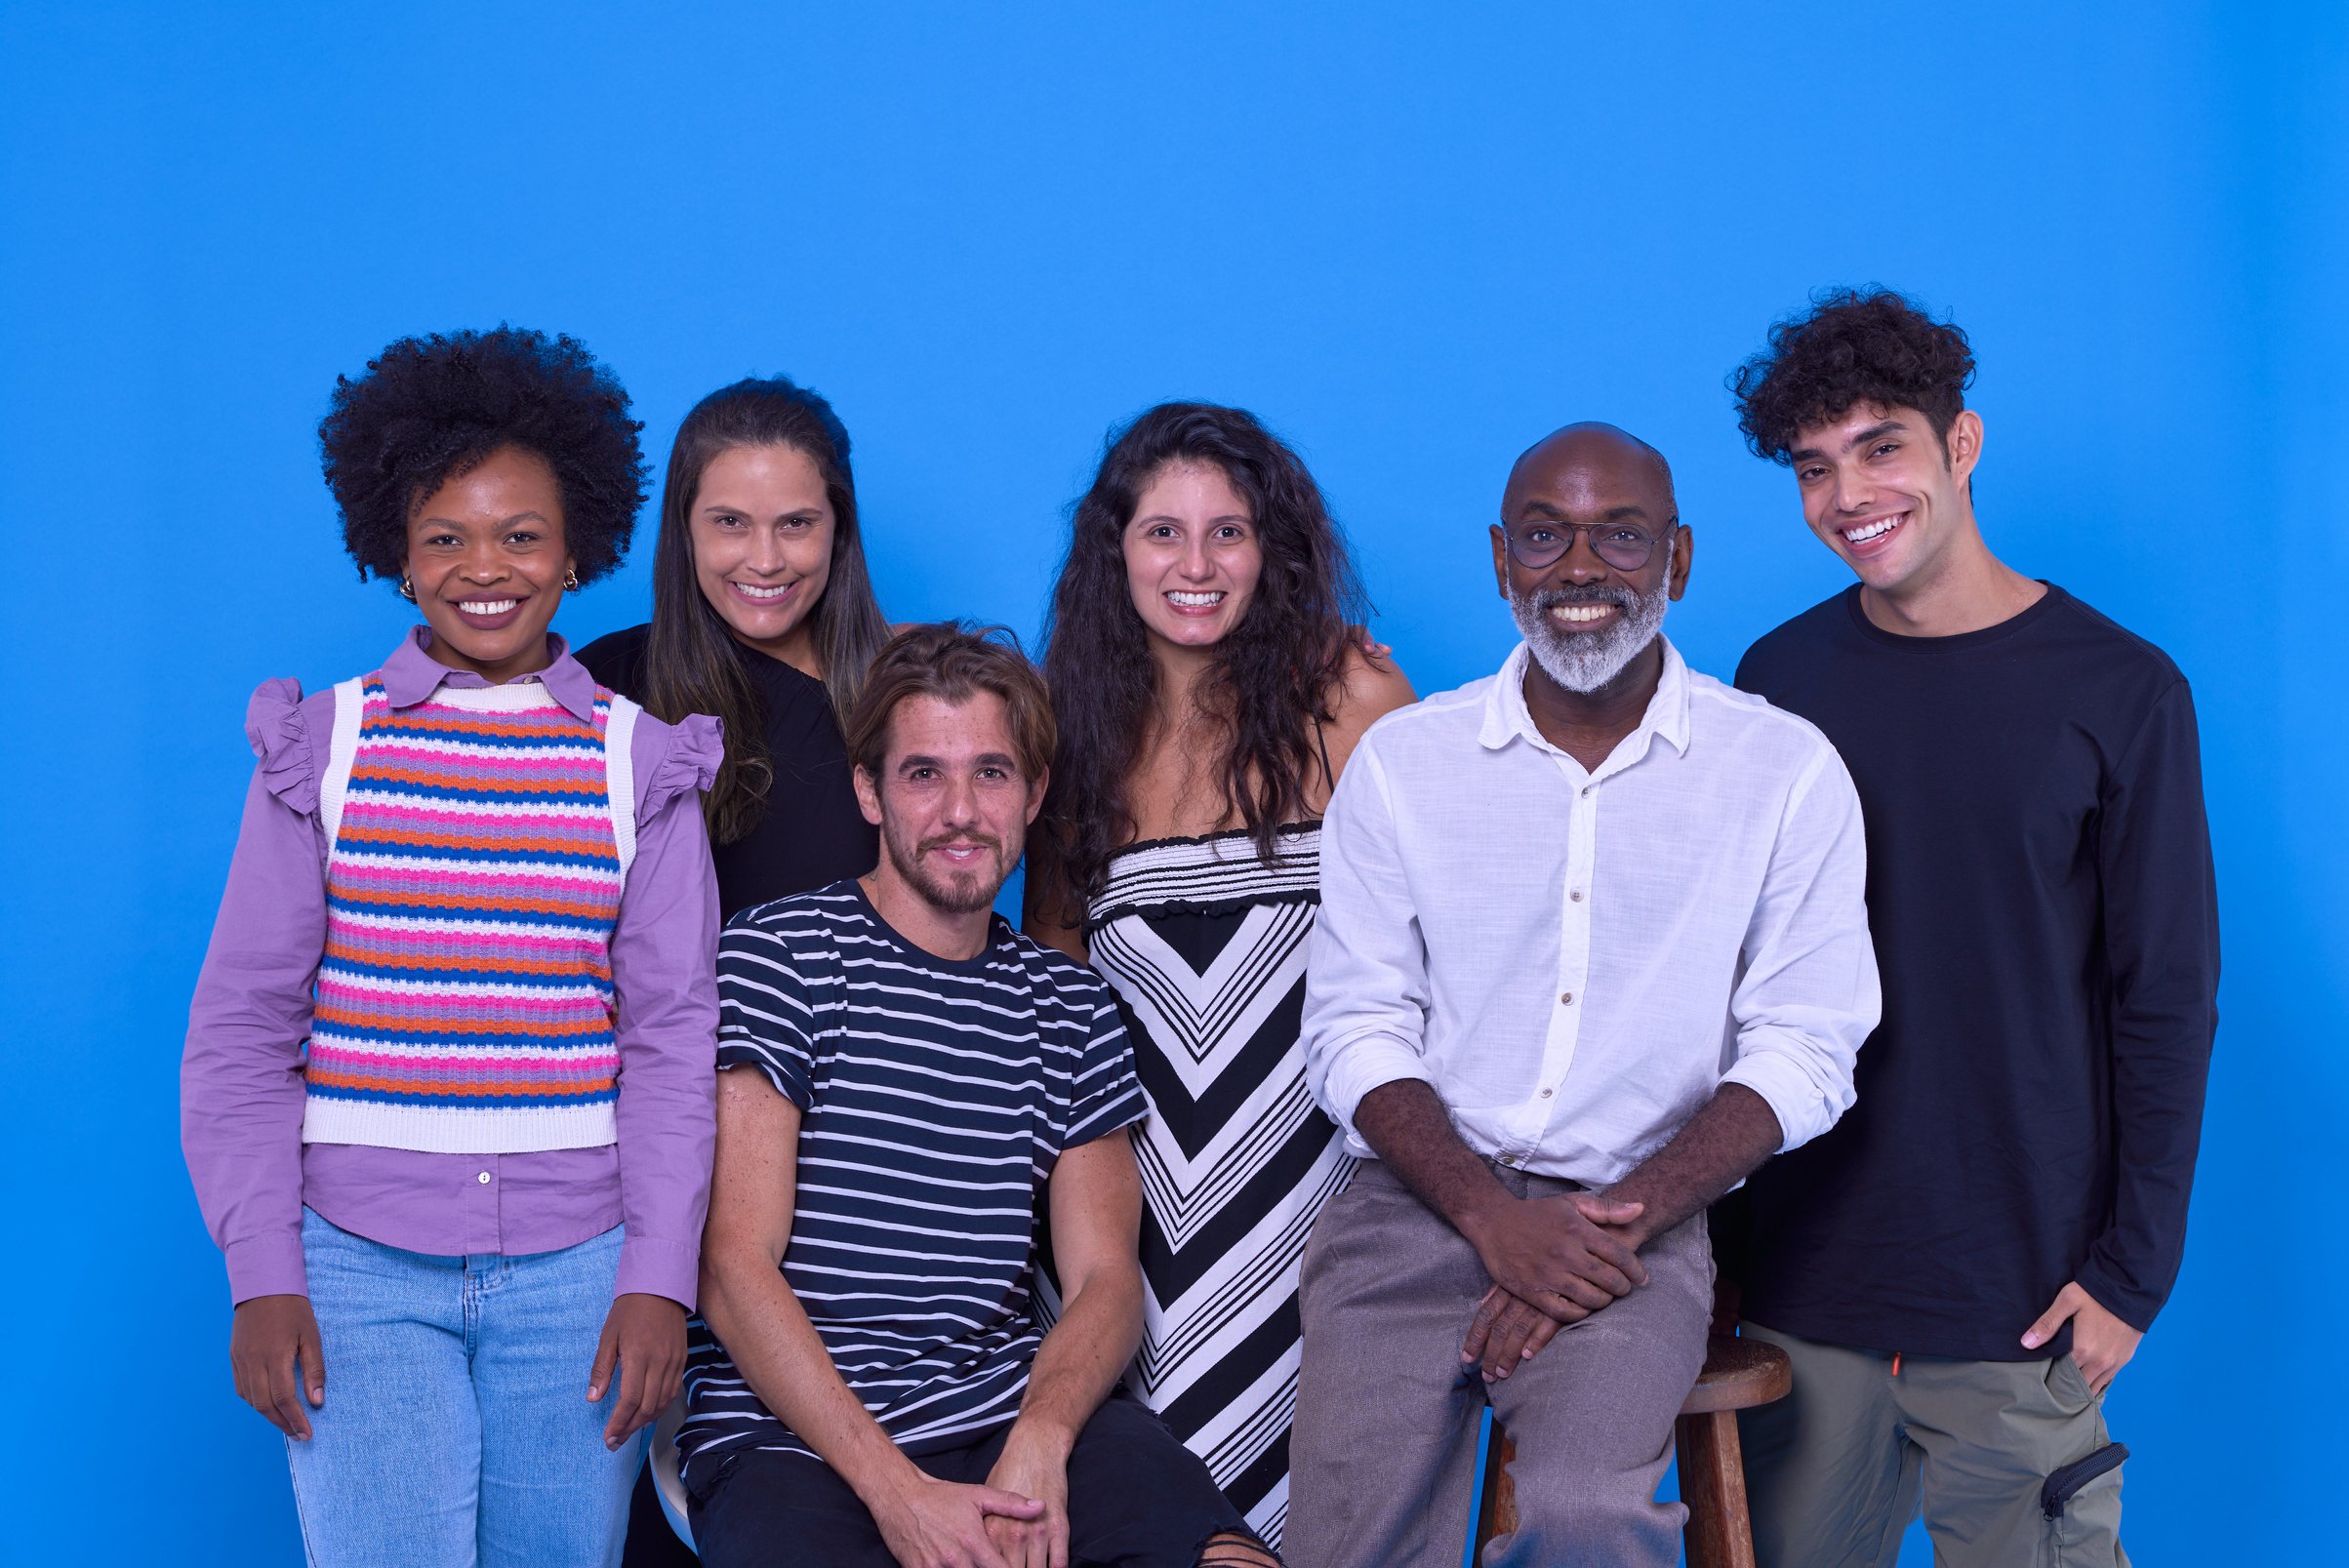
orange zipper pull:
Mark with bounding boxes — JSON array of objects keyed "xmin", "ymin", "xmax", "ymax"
[{"xmin": 1891, "ymin": 1351, "xmax": 1903, "ymax": 1377}]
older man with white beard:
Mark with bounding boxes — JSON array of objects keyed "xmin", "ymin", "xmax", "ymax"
[{"xmin": 1284, "ymin": 423, "xmax": 1883, "ymax": 1568}]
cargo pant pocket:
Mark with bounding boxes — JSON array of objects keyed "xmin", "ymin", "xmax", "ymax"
[{"xmin": 2041, "ymin": 1441, "xmax": 2127, "ymax": 1565}]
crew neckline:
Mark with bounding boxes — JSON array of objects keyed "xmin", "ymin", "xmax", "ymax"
[
  {"xmin": 1842, "ymin": 582, "xmax": 2065, "ymax": 654},
  {"xmin": 843, "ymin": 877, "xmax": 1007, "ymax": 975}
]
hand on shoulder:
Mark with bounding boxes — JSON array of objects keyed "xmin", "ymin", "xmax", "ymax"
[{"xmin": 1325, "ymin": 633, "xmax": 1418, "ymax": 755}]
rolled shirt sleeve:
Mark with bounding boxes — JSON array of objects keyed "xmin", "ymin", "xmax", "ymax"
[
  {"xmin": 1301, "ymin": 742, "xmax": 1437, "ymax": 1149},
  {"xmin": 607, "ymin": 715, "xmax": 723, "ymax": 1308},
  {"xmin": 1720, "ymin": 741, "xmax": 1882, "ymax": 1151}
]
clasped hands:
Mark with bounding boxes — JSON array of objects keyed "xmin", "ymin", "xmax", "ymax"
[
  {"xmin": 871, "ymin": 1420, "xmax": 1064, "ymax": 1568},
  {"xmin": 1457, "ymin": 1190, "xmax": 1648, "ymax": 1384}
]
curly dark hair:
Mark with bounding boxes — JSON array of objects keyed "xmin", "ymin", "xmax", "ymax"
[
  {"xmin": 1730, "ymin": 288, "xmax": 1976, "ymax": 463},
  {"xmin": 318, "ymin": 326, "xmax": 647, "ymax": 585},
  {"xmin": 1036, "ymin": 402, "xmax": 1369, "ymax": 915}
]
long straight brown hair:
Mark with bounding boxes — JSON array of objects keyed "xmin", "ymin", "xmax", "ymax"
[{"xmin": 641, "ymin": 376, "xmax": 892, "ymax": 843}]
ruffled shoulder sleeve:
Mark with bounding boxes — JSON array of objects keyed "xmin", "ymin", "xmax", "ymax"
[
  {"xmin": 244, "ymin": 677, "xmax": 330, "ymax": 815},
  {"xmin": 637, "ymin": 711, "xmax": 724, "ymax": 815}
]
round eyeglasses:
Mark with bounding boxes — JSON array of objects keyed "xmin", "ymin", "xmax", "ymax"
[{"xmin": 1501, "ymin": 520, "xmax": 1670, "ymax": 573}]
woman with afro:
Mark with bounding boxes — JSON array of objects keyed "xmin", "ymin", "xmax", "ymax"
[{"xmin": 181, "ymin": 327, "xmax": 723, "ymax": 1568}]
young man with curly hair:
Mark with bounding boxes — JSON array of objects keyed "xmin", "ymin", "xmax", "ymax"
[
  {"xmin": 1721, "ymin": 290, "xmax": 2219, "ymax": 1565},
  {"xmin": 182, "ymin": 327, "xmax": 722, "ymax": 1567}
]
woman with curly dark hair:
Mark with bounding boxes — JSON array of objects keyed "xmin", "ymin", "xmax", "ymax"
[
  {"xmin": 1024, "ymin": 402, "xmax": 1415, "ymax": 1547},
  {"xmin": 181, "ymin": 327, "xmax": 723, "ymax": 1568},
  {"xmin": 580, "ymin": 376, "xmax": 891, "ymax": 923}
]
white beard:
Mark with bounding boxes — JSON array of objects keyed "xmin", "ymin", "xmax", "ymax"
[{"xmin": 1509, "ymin": 547, "xmax": 1674, "ymax": 694}]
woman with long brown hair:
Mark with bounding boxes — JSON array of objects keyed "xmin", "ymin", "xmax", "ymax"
[
  {"xmin": 581, "ymin": 376, "xmax": 892, "ymax": 919},
  {"xmin": 1025, "ymin": 401, "xmax": 1416, "ymax": 1548},
  {"xmin": 579, "ymin": 376, "xmax": 893, "ymax": 1565}
]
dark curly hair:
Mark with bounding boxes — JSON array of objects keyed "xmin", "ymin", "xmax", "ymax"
[
  {"xmin": 1036, "ymin": 402, "xmax": 1368, "ymax": 915},
  {"xmin": 1731, "ymin": 288, "xmax": 1976, "ymax": 463},
  {"xmin": 318, "ymin": 326, "xmax": 647, "ymax": 585}
]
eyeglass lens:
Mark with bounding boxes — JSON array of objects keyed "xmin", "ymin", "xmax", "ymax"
[{"xmin": 1508, "ymin": 522, "xmax": 1659, "ymax": 572}]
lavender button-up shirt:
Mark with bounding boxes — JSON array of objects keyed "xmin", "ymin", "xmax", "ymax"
[{"xmin": 182, "ymin": 629, "xmax": 723, "ymax": 1308}]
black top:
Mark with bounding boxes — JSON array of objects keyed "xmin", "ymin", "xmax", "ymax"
[
  {"xmin": 576, "ymin": 623, "xmax": 877, "ymax": 920},
  {"xmin": 1727, "ymin": 584, "xmax": 2218, "ymax": 1361}
]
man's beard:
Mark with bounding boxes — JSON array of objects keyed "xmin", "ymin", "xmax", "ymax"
[
  {"xmin": 1509, "ymin": 550, "xmax": 1675, "ymax": 694},
  {"xmin": 881, "ymin": 823, "xmax": 1013, "ymax": 915}
]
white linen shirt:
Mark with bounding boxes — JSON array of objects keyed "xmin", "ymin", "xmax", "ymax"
[{"xmin": 1303, "ymin": 638, "xmax": 1880, "ymax": 1184}]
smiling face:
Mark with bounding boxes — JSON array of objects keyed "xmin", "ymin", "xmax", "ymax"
[
  {"xmin": 1490, "ymin": 426, "xmax": 1690, "ymax": 695},
  {"xmin": 1789, "ymin": 402, "xmax": 1983, "ymax": 599},
  {"xmin": 854, "ymin": 690, "xmax": 1046, "ymax": 916},
  {"xmin": 1121, "ymin": 460, "xmax": 1264, "ymax": 655},
  {"xmin": 402, "ymin": 444, "xmax": 573, "ymax": 683},
  {"xmin": 689, "ymin": 442, "xmax": 835, "ymax": 668}
]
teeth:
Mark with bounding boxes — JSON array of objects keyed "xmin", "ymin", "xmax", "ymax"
[
  {"xmin": 1549, "ymin": 604, "xmax": 1616, "ymax": 623},
  {"xmin": 1167, "ymin": 591, "xmax": 1225, "ymax": 607},
  {"xmin": 734, "ymin": 582, "xmax": 792, "ymax": 600},
  {"xmin": 459, "ymin": 599, "xmax": 518, "ymax": 615},
  {"xmin": 1843, "ymin": 515, "xmax": 1902, "ymax": 543}
]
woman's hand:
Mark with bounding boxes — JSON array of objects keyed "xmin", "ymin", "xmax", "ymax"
[
  {"xmin": 587, "ymin": 1292, "xmax": 687, "ymax": 1449},
  {"xmin": 231, "ymin": 1293, "xmax": 325, "ymax": 1439}
]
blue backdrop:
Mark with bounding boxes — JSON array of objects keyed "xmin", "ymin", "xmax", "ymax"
[{"xmin": 3, "ymin": 4, "xmax": 2341, "ymax": 1561}]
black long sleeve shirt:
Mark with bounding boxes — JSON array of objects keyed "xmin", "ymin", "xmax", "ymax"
[{"xmin": 1727, "ymin": 584, "xmax": 2218, "ymax": 1360}]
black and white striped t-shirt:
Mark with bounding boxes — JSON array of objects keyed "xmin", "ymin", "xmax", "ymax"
[{"xmin": 678, "ymin": 880, "xmax": 1146, "ymax": 1491}]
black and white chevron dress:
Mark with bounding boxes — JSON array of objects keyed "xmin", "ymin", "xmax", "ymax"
[{"xmin": 1083, "ymin": 822, "xmax": 1355, "ymax": 1550}]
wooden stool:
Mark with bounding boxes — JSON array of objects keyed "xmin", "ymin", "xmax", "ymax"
[{"xmin": 1471, "ymin": 1333, "xmax": 1792, "ymax": 1567}]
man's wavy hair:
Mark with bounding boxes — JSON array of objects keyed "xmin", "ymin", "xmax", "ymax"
[
  {"xmin": 844, "ymin": 622, "xmax": 1056, "ymax": 786},
  {"xmin": 1036, "ymin": 402, "xmax": 1368, "ymax": 917},
  {"xmin": 1731, "ymin": 288, "xmax": 1976, "ymax": 463}
]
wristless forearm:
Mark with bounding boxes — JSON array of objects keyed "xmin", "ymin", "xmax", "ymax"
[
  {"xmin": 1014, "ymin": 1268, "xmax": 1142, "ymax": 1454},
  {"xmin": 1353, "ymin": 1078, "xmax": 1515, "ymax": 1238},
  {"xmin": 1603, "ymin": 1083, "xmax": 1783, "ymax": 1245},
  {"xmin": 700, "ymin": 1252, "xmax": 919, "ymax": 1500}
]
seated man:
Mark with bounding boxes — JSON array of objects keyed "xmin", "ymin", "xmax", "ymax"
[
  {"xmin": 680, "ymin": 622, "xmax": 1275, "ymax": 1568},
  {"xmin": 1288, "ymin": 425, "xmax": 1882, "ymax": 1567}
]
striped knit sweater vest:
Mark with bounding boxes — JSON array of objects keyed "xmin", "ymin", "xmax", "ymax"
[{"xmin": 302, "ymin": 670, "xmax": 642, "ymax": 1153}]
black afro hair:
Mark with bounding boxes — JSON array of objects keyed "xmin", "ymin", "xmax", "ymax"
[
  {"xmin": 1730, "ymin": 288, "xmax": 1976, "ymax": 464},
  {"xmin": 318, "ymin": 326, "xmax": 647, "ymax": 586}
]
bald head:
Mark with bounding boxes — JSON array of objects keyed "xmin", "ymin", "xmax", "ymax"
[{"xmin": 1505, "ymin": 422, "xmax": 1677, "ymax": 517}]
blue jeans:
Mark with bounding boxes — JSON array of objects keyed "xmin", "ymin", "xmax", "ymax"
[{"xmin": 287, "ymin": 1208, "xmax": 644, "ymax": 1568}]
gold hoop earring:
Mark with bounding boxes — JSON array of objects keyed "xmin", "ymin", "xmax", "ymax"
[
  {"xmin": 563, "ymin": 568, "xmax": 581, "ymax": 591},
  {"xmin": 398, "ymin": 576, "xmax": 417, "ymax": 602}
]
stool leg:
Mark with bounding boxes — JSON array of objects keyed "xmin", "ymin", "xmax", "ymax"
[{"xmin": 1676, "ymin": 1410, "xmax": 1758, "ymax": 1568}]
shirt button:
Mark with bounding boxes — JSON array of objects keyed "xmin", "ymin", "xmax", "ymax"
[
  {"xmin": 1559, "ymin": 991, "xmax": 1575, "ymax": 1005},
  {"xmin": 1499, "ymin": 1152, "xmax": 1519, "ymax": 1166},
  {"xmin": 476, "ymin": 1171, "xmax": 492, "ymax": 1185},
  {"xmin": 1581, "ymin": 785, "xmax": 1592, "ymax": 797},
  {"xmin": 1570, "ymin": 889, "xmax": 1584, "ymax": 902},
  {"xmin": 1539, "ymin": 1088, "xmax": 1554, "ymax": 1099}
]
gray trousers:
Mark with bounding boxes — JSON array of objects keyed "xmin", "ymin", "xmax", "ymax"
[
  {"xmin": 1288, "ymin": 1159, "xmax": 1713, "ymax": 1568},
  {"xmin": 1739, "ymin": 1321, "xmax": 2127, "ymax": 1568}
]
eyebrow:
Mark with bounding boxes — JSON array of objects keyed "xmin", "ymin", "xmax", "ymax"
[
  {"xmin": 417, "ymin": 509, "xmax": 548, "ymax": 529},
  {"xmin": 1789, "ymin": 419, "xmax": 1910, "ymax": 464},
  {"xmin": 1134, "ymin": 512, "xmax": 1252, "ymax": 527},
  {"xmin": 699, "ymin": 501, "xmax": 824, "ymax": 518},
  {"xmin": 895, "ymin": 752, "xmax": 1022, "ymax": 773},
  {"xmin": 1514, "ymin": 502, "xmax": 1656, "ymax": 523}
]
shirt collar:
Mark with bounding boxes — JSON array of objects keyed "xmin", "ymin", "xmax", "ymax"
[
  {"xmin": 1477, "ymin": 636, "xmax": 1693, "ymax": 759},
  {"xmin": 382, "ymin": 625, "xmax": 598, "ymax": 723}
]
